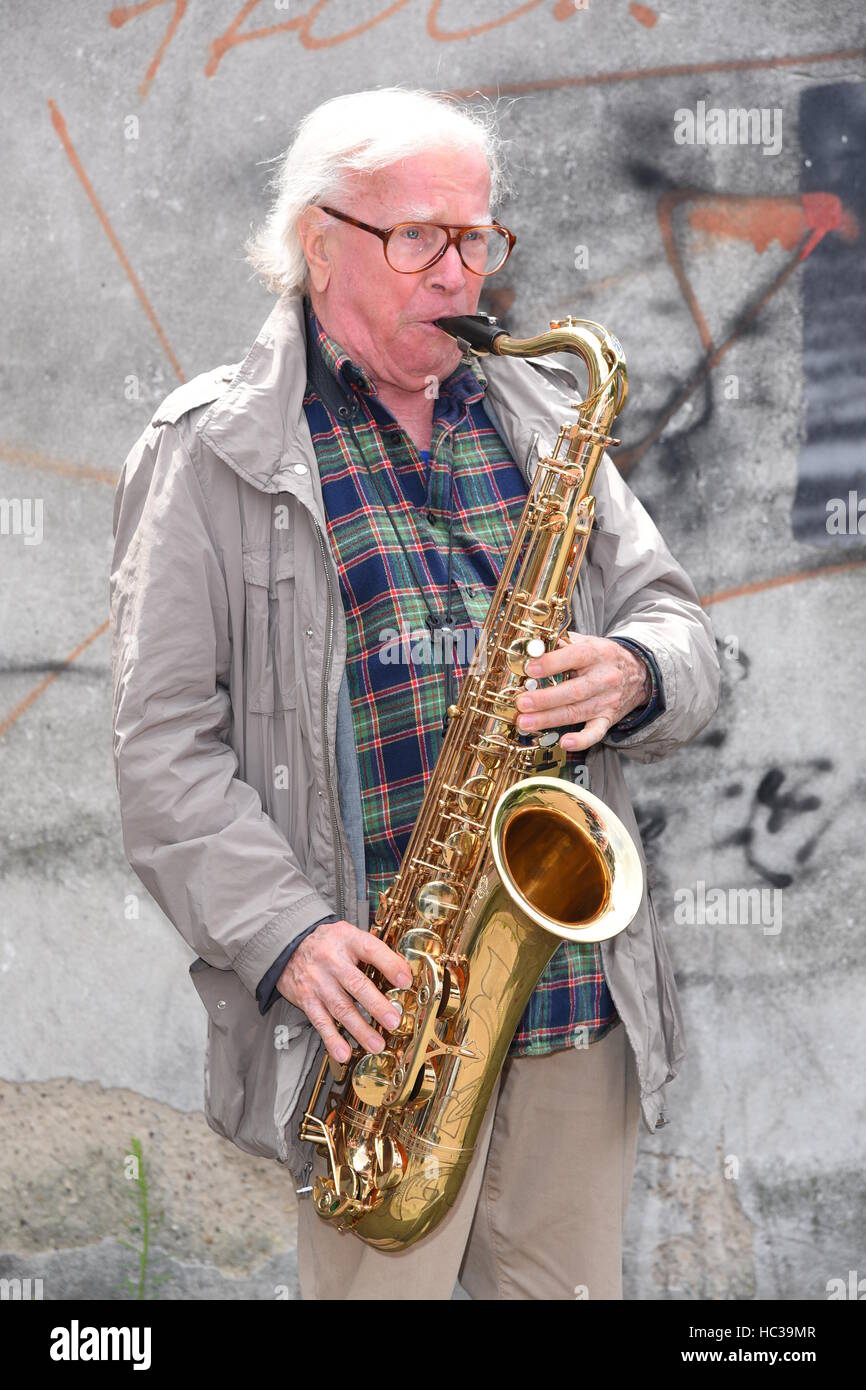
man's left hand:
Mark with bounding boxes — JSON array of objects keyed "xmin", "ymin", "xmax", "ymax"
[{"xmin": 515, "ymin": 632, "xmax": 651, "ymax": 753}]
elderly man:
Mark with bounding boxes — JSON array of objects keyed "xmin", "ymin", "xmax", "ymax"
[{"xmin": 111, "ymin": 86, "xmax": 720, "ymax": 1301}]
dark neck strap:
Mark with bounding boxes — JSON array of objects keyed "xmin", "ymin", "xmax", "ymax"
[{"xmin": 304, "ymin": 299, "xmax": 358, "ymax": 420}]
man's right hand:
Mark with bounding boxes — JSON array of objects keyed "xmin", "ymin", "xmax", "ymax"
[{"xmin": 277, "ymin": 919, "xmax": 414, "ymax": 1065}]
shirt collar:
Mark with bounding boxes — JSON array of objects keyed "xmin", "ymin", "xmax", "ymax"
[
  {"xmin": 304, "ymin": 295, "xmax": 378, "ymax": 397},
  {"xmin": 303, "ymin": 294, "xmax": 488, "ymax": 406}
]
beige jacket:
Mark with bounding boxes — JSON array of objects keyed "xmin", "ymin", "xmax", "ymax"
[{"xmin": 110, "ymin": 293, "xmax": 721, "ymax": 1182}]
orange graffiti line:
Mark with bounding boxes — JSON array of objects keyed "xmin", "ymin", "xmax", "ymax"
[
  {"xmin": 658, "ymin": 191, "xmax": 714, "ymax": 353},
  {"xmin": 0, "ymin": 619, "xmax": 110, "ymax": 743},
  {"xmin": 700, "ymin": 558, "xmax": 866, "ymax": 609},
  {"xmin": 207, "ymin": 0, "xmax": 303, "ymax": 73},
  {"xmin": 690, "ymin": 198, "xmax": 812, "ymax": 258},
  {"xmin": 210, "ymin": 0, "xmax": 570, "ymax": 67},
  {"xmin": 0, "ymin": 443, "xmax": 116, "ymax": 487},
  {"xmin": 688, "ymin": 194, "xmax": 858, "ymax": 260},
  {"xmin": 448, "ymin": 46, "xmax": 866, "ymax": 98},
  {"xmin": 47, "ymin": 100, "xmax": 184, "ymax": 385},
  {"xmin": 658, "ymin": 190, "xmax": 857, "ymax": 356},
  {"xmin": 799, "ymin": 191, "xmax": 860, "ymax": 259},
  {"xmin": 629, "ymin": 3, "xmax": 658, "ymax": 27},
  {"xmin": 109, "ymin": 0, "xmax": 188, "ymax": 102},
  {"xmin": 427, "ymin": 0, "xmax": 542, "ymax": 43},
  {"xmin": 202, "ymin": 6, "xmax": 865, "ymax": 82},
  {"xmin": 207, "ymin": 0, "xmax": 415, "ymax": 70},
  {"xmin": 300, "ymin": 0, "xmax": 413, "ymax": 51}
]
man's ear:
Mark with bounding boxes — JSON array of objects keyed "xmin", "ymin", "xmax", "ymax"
[{"xmin": 298, "ymin": 206, "xmax": 332, "ymax": 293}]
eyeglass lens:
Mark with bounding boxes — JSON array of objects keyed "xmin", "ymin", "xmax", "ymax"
[{"xmin": 386, "ymin": 224, "xmax": 509, "ymax": 274}]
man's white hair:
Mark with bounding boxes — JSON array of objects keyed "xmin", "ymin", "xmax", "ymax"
[{"xmin": 244, "ymin": 86, "xmax": 511, "ymax": 297}]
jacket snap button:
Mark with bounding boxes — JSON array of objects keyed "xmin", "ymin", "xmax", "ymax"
[
  {"xmin": 293, "ymin": 463, "xmax": 308, "ymax": 475},
  {"xmin": 305, "ymin": 626, "xmax": 313, "ymax": 638},
  {"xmin": 216, "ymin": 1000, "xmax": 226, "ymax": 1010}
]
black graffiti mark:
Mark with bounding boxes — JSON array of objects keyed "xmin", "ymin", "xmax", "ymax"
[
  {"xmin": 793, "ymin": 830, "xmax": 822, "ymax": 867},
  {"xmin": 717, "ymin": 758, "xmax": 835, "ymax": 888},
  {"xmin": 632, "ymin": 801, "xmax": 668, "ymax": 895},
  {"xmin": 625, "ymin": 157, "xmax": 668, "ymax": 193},
  {"xmin": 756, "ymin": 766, "xmax": 823, "ymax": 832},
  {"xmin": 0, "ymin": 662, "xmax": 106, "ymax": 677},
  {"xmin": 694, "ymin": 639, "xmax": 751, "ymax": 750},
  {"xmin": 651, "ymin": 377, "xmax": 715, "ymax": 480},
  {"xmin": 714, "ymin": 638, "xmax": 752, "ymax": 679},
  {"xmin": 634, "ymin": 803, "xmax": 667, "ymax": 846},
  {"xmin": 0, "ymin": 812, "xmax": 117, "ymax": 878}
]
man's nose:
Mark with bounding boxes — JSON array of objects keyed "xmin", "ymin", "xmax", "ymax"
[{"xmin": 428, "ymin": 242, "xmax": 468, "ymax": 291}]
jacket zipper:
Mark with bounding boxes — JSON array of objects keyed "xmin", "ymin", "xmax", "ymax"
[{"xmin": 314, "ymin": 520, "xmax": 346, "ymax": 922}]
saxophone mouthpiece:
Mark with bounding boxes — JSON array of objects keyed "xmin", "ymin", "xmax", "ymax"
[{"xmin": 433, "ymin": 313, "xmax": 507, "ymax": 355}]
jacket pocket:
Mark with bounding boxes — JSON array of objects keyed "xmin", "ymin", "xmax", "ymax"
[
  {"xmin": 242, "ymin": 549, "xmax": 297, "ymax": 714},
  {"xmin": 189, "ymin": 958, "xmax": 247, "ymax": 1143},
  {"xmin": 189, "ymin": 957, "xmax": 315, "ymax": 1164}
]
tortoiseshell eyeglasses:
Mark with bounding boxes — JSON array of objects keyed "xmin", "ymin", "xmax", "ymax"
[{"xmin": 317, "ymin": 205, "xmax": 516, "ymax": 276}]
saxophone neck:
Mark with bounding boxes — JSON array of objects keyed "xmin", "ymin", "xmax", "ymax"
[{"xmin": 433, "ymin": 312, "xmax": 627, "ymax": 417}]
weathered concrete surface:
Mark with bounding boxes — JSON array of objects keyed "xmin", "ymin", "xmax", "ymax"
[
  {"xmin": 1, "ymin": 0, "xmax": 864, "ymax": 1299},
  {"xmin": 622, "ymin": 568, "xmax": 866, "ymax": 1302},
  {"xmin": 0, "ymin": 1078, "xmax": 299, "ymax": 1299}
]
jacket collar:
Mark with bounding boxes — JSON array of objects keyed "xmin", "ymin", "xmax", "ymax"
[{"xmin": 195, "ymin": 292, "xmax": 580, "ymax": 502}]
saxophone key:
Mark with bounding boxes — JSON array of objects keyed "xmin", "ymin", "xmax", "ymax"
[
  {"xmin": 415, "ymin": 881, "xmax": 461, "ymax": 923},
  {"xmin": 313, "ymin": 1167, "xmax": 357, "ymax": 1219},
  {"xmin": 404, "ymin": 1062, "xmax": 437, "ymax": 1110},
  {"xmin": 456, "ymin": 774, "xmax": 494, "ymax": 815},
  {"xmin": 373, "ymin": 1133, "xmax": 407, "ymax": 1189},
  {"xmin": 436, "ymin": 962, "xmax": 464, "ymax": 1020},
  {"xmin": 441, "ymin": 827, "xmax": 478, "ymax": 867},
  {"xmin": 503, "ymin": 634, "xmax": 544, "ymax": 676},
  {"xmin": 385, "ymin": 988, "xmax": 415, "ymax": 1037},
  {"xmin": 352, "ymin": 1048, "xmax": 399, "ymax": 1106}
]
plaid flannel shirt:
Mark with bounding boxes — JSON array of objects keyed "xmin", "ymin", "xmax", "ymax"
[{"xmin": 256, "ymin": 296, "xmax": 664, "ymax": 1055}]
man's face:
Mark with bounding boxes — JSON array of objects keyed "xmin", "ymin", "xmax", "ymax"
[{"xmin": 305, "ymin": 145, "xmax": 494, "ymax": 393}]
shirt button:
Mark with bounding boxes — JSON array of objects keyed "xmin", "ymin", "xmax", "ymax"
[
  {"xmin": 426, "ymin": 509, "xmax": 436, "ymax": 524},
  {"xmin": 293, "ymin": 463, "xmax": 308, "ymax": 475}
]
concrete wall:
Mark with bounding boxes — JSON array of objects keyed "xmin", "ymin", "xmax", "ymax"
[{"xmin": 1, "ymin": 1, "xmax": 864, "ymax": 1301}]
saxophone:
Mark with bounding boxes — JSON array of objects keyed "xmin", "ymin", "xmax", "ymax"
[{"xmin": 298, "ymin": 313, "xmax": 644, "ymax": 1250}]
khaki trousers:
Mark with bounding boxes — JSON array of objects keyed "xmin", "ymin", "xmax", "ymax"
[{"xmin": 297, "ymin": 1020, "xmax": 641, "ymax": 1300}]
